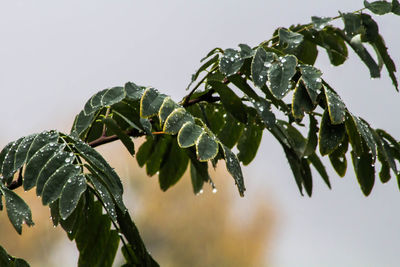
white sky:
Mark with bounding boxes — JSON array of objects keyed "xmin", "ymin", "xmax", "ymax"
[{"xmin": 1, "ymin": 1, "xmax": 399, "ymax": 266}]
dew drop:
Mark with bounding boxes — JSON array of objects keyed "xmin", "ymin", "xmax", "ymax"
[{"xmin": 212, "ymin": 188, "xmax": 218, "ymax": 194}]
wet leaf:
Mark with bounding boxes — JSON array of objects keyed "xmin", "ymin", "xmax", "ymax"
[
  {"xmin": 140, "ymin": 88, "xmax": 167, "ymax": 118},
  {"xmin": 221, "ymin": 144, "xmax": 246, "ymax": 197},
  {"xmin": 324, "ymin": 85, "xmax": 346, "ymax": 124},
  {"xmin": 351, "ymin": 150, "xmax": 375, "ymax": 196},
  {"xmin": 158, "ymin": 97, "xmax": 180, "ymax": 126},
  {"xmin": 312, "ymin": 16, "xmax": 332, "ymax": 30},
  {"xmin": 163, "ymin": 108, "xmax": 195, "ymax": 134},
  {"xmin": 393, "ymin": 0, "xmax": 400, "ymax": 15},
  {"xmin": 237, "ymin": 122, "xmax": 263, "ymax": 165},
  {"xmin": 0, "ymin": 186, "xmax": 34, "ymax": 234},
  {"xmin": 308, "ymin": 153, "xmax": 331, "ymax": 189},
  {"xmin": 292, "ymin": 80, "xmax": 314, "ymax": 120},
  {"xmin": 101, "ymin": 87, "xmax": 126, "ymax": 107},
  {"xmin": 219, "ymin": 48, "xmax": 244, "ymax": 76},
  {"xmin": 239, "ymin": 44, "xmax": 254, "ymax": 59},
  {"xmin": 319, "ymin": 111, "xmax": 346, "ymax": 156},
  {"xmin": 329, "ymin": 135, "xmax": 349, "ymax": 177},
  {"xmin": 177, "ymin": 122, "xmax": 203, "ymax": 148},
  {"xmin": 187, "ymin": 55, "xmax": 219, "ymax": 90},
  {"xmin": 145, "ymin": 136, "xmax": 171, "ymax": 176},
  {"xmin": 217, "ymin": 113, "xmax": 244, "ymax": 148},
  {"xmin": 303, "ymin": 115, "xmax": 319, "ymax": 157},
  {"xmin": 124, "ymin": 82, "xmax": 145, "ymax": 100},
  {"xmin": 251, "ymin": 47, "xmax": 276, "ymax": 88},
  {"xmin": 268, "ymin": 55, "xmax": 297, "ymax": 99},
  {"xmin": 228, "ymin": 74, "xmax": 259, "ymax": 100},
  {"xmin": 278, "ymin": 28, "xmax": 304, "ymax": 51},
  {"xmin": 252, "ymin": 98, "xmax": 276, "ymax": 129},
  {"xmin": 196, "ymin": 132, "xmax": 219, "ymax": 161},
  {"xmin": 299, "ymin": 65, "xmax": 322, "ymax": 104},
  {"xmin": 59, "ymin": 174, "xmax": 87, "ymax": 220},
  {"xmin": 102, "ymin": 118, "xmax": 135, "ymax": 156},
  {"xmin": 136, "ymin": 137, "xmax": 154, "ymax": 167}
]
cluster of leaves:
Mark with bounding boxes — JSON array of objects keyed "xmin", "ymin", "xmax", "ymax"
[{"xmin": 0, "ymin": 1, "xmax": 399, "ymax": 266}]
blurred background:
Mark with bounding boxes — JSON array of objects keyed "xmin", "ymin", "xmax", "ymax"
[{"xmin": 0, "ymin": 1, "xmax": 399, "ymax": 266}]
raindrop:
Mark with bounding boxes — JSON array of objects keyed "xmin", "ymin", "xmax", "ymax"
[
  {"xmin": 212, "ymin": 188, "xmax": 218, "ymax": 194},
  {"xmin": 65, "ymin": 158, "xmax": 71, "ymax": 163},
  {"xmin": 316, "ymin": 78, "xmax": 322, "ymax": 82},
  {"xmin": 281, "ymin": 58, "xmax": 287, "ymax": 63}
]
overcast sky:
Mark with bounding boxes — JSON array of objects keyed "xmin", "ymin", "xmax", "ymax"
[{"xmin": 1, "ymin": 1, "xmax": 399, "ymax": 266}]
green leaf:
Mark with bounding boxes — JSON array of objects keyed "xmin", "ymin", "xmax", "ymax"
[
  {"xmin": 268, "ymin": 55, "xmax": 297, "ymax": 99},
  {"xmin": 341, "ymin": 13, "xmax": 363, "ymax": 38},
  {"xmin": 299, "ymin": 65, "xmax": 322, "ymax": 104},
  {"xmin": 219, "ymin": 48, "xmax": 244, "ymax": 76},
  {"xmin": 136, "ymin": 137, "xmax": 154, "ymax": 167},
  {"xmin": 237, "ymin": 121, "xmax": 263, "ymax": 165},
  {"xmin": 239, "ymin": 44, "xmax": 254, "ymax": 59},
  {"xmin": 251, "ymin": 47, "xmax": 276, "ymax": 88},
  {"xmin": 324, "ymin": 84, "xmax": 346, "ymax": 124},
  {"xmin": 102, "ymin": 117, "xmax": 135, "ymax": 155},
  {"xmin": 292, "ymin": 80, "xmax": 314, "ymax": 120},
  {"xmin": 319, "ymin": 111, "xmax": 346, "ymax": 155},
  {"xmin": 311, "ymin": 16, "xmax": 332, "ymax": 30},
  {"xmin": 329, "ymin": 135, "xmax": 349, "ymax": 177},
  {"xmin": 59, "ymin": 174, "xmax": 87, "ymax": 220},
  {"xmin": 0, "ymin": 186, "xmax": 34, "ymax": 234},
  {"xmin": 209, "ymin": 81, "xmax": 248, "ymax": 123},
  {"xmin": 303, "ymin": 115, "xmax": 319, "ymax": 157},
  {"xmin": 373, "ymin": 34, "xmax": 398, "ymax": 91},
  {"xmin": 101, "ymin": 86, "xmax": 126, "ymax": 107},
  {"xmin": 159, "ymin": 139, "xmax": 189, "ymax": 191},
  {"xmin": 72, "ymin": 110, "xmax": 95, "ymax": 137},
  {"xmin": 0, "ymin": 245, "xmax": 30, "ymax": 267},
  {"xmin": 163, "ymin": 108, "xmax": 195, "ymax": 134},
  {"xmin": 177, "ymin": 122, "xmax": 203, "ymax": 148},
  {"xmin": 124, "ymin": 82, "xmax": 145, "ymax": 100},
  {"xmin": 220, "ymin": 144, "xmax": 246, "ymax": 197},
  {"xmin": 83, "ymin": 89, "xmax": 107, "ymax": 115},
  {"xmin": 308, "ymin": 153, "xmax": 331, "ymax": 189},
  {"xmin": 145, "ymin": 136, "xmax": 171, "ymax": 176},
  {"xmin": 187, "ymin": 55, "xmax": 219, "ymax": 90},
  {"xmin": 351, "ymin": 150, "xmax": 375, "ymax": 196},
  {"xmin": 364, "ymin": 0, "xmax": 392, "ymax": 15},
  {"xmin": 75, "ymin": 199, "xmax": 120, "ymax": 267},
  {"xmin": 196, "ymin": 132, "xmax": 219, "ymax": 161},
  {"xmin": 189, "ymin": 160, "xmax": 209, "ymax": 194},
  {"xmin": 140, "ymin": 88, "xmax": 167, "ymax": 118},
  {"xmin": 393, "ymin": 0, "xmax": 400, "ymax": 15},
  {"xmin": 345, "ymin": 112, "xmax": 364, "ymax": 156},
  {"xmin": 318, "ymin": 27, "xmax": 348, "ymax": 66},
  {"xmin": 217, "ymin": 113, "xmax": 244, "ymax": 148},
  {"xmin": 252, "ymin": 98, "xmax": 276, "ymax": 129},
  {"xmin": 200, "ymin": 47, "xmax": 223, "ymax": 62},
  {"xmin": 282, "ymin": 146, "xmax": 304, "ymax": 196},
  {"xmin": 353, "ymin": 116, "xmax": 377, "ymax": 159},
  {"xmin": 158, "ymin": 97, "xmax": 180, "ymax": 126},
  {"xmin": 278, "ymin": 28, "xmax": 304, "ymax": 51},
  {"xmin": 1, "ymin": 137, "xmax": 24, "ymax": 183},
  {"xmin": 228, "ymin": 74, "xmax": 260, "ymax": 100}
]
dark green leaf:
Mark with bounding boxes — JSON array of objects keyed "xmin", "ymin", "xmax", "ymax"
[
  {"xmin": 158, "ymin": 97, "xmax": 180, "ymax": 126},
  {"xmin": 71, "ymin": 111, "xmax": 95, "ymax": 137},
  {"xmin": 239, "ymin": 44, "xmax": 254, "ymax": 59},
  {"xmin": 219, "ymin": 48, "xmax": 244, "ymax": 76},
  {"xmin": 217, "ymin": 113, "xmax": 244, "ymax": 148},
  {"xmin": 345, "ymin": 112, "xmax": 364, "ymax": 155},
  {"xmin": 324, "ymin": 84, "xmax": 346, "ymax": 124},
  {"xmin": 187, "ymin": 55, "xmax": 219, "ymax": 90},
  {"xmin": 299, "ymin": 65, "xmax": 322, "ymax": 104},
  {"xmin": 0, "ymin": 186, "xmax": 34, "ymax": 234},
  {"xmin": 278, "ymin": 28, "xmax": 304, "ymax": 51},
  {"xmin": 83, "ymin": 89, "xmax": 107, "ymax": 115},
  {"xmin": 319, "ymin": 111, "xmax": 346, "ymax": 155},
  {"xmin": 145, "ymin": 136, "xmax": 171, "ymax": 176},
  {"xmin": 364, "ymin": 0, "xmax": 392, "ymax": 15},
  {"xmin": 159, "ymin": 139, "xmax": 189, "ymax": 191},
  {"xmin": 312, "ymin": 16, "xmax": 332, "ymax": 30},
  {"xmin": 189, "ymin": 160, "xmax": 209, "ymax": 194},
  {"xmin": 292, "ymin": 80, "xmax": 314, "ymax": 120},
  {"xmin": 303, "ymin": 115, "xmax": 319, "ymax": 157},
  {"xmin": 124, "ymin": 82, "xmax": 145, "ymax": 100},
  {"xmin": 102, "ymin": 117, "xmax": 135, "ymax": 155},
  {"xmin": 268, "ymin": 55, "xmax": 297, "ymax": 99},
  {"xmin": 221, "ymin": 144, "xmax": 246, "ymax": 196},
  {"xmin": 177, "ymin": 122, "xmax": 203, "ymax": 148},
  {"xmin": 59, "ymin": 174, "xmax": 87, "ymax": 220},
  {"xmin": 393, "ymin": 0, "xmax": 400, "ymax": 15},
  {"xmin": 136, "ymin": 137, "xmax": 154, "ymax": 167},
  {"xmin": 0, "ymin": 245, "xmax": 30, "ymax": 267},
  {"xmin": 228, "ymin": 74, "xmax": 259, "ymax": 100},
  {"xmin": 209, "ymin": 82, "xmax": 248, "ymax": 123},
  {"xmin": 353, "ymin": 116, "xmax": 377, "ymax": 159},
  {"xmin": 308, "ymin": 153, "xmax": 331, "ymax": 189},
  {"xmin": 163, "ymin": 108, "xmax": 195, "ymax": 134},
  {"xmin": 196, "ymin": 132, "xmax": 219, "ymax": 161},
  {"xmin": 351, "ymin": 150, "xmax": 375, "ymax": 196},
  {"xmin": 252, "ymin": 98, "xmax": 276, "ymax": 129},
  {"xmin": 329, "ymin": 135, "xmax": 349, "ymax": 177},
  {"xmin": 101, "ymin": 86, "xmax": 125, "ymax": 107},
  {"xmin": 140, "ymin": 88, "xmax": 167, "ymax": 118},
  {"xmin": 341, "ymin": 13, "xmax": 363, "ymax": 37},
  {"xmin": 237, "ymin": 122, "xmax": 263, "ymax": 165},
  {"xmin": 1, "ymin": 137, "xmax": 24, "ymax": 183},
  {"xmin": 282, "ymin": 146, "xmax": 304, "ymax": 196},
  {"xmin": 251, "ymin": 47, "xmax": 276, "ymax": 88},
  {"xmin": 373, "ymin": 34, "xmax": 398, "ymax": 90},
  {"xmin": 318, "ymin": 27, "xmax": 348, "ymax": 66}
]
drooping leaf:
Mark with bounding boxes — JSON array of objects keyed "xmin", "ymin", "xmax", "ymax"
[
  {"xmin": 324, "ymin": 84, "xmax": 346, "ymax": 124},
  {"xmin": 299, "ymin": 65, "xmax": 322, "ymax": 104},
  {"xmin": 251, "ymin": 47, "xmax": 276, "ymax": 88},
  {"xmin": 0, "ymin": 186, "xmax": 34, "ymax": 234},
  {"xmin": 228, "ymin": 74, "xmax": 260, "ymax": 100},
  {"xmin": 393, "ymin": 0, "xmax": 400, "ymax": 15},
  {"xmin": 209, "ymin": 82, "xmax": 248, "ymax": 123},
  {"xmin": 145, "ymin": 136, "xmax": 171, "ymax": 176},
  {"xmin": 318, "ymin": 27, "xmax": 348, "ymax": 66},
  {"xmin": 59, "ymin": 174, "xmax": 87, "ymax": 220},
  {"xmin": 0, "ymin": 245, "xmax": 30, "ymax": 267},
  {"xmin": 189, "ymin": 159, "xmax": 209, "ymax": 194},
  {"xmin": 237, "ymin": 121, "xmax": 263, "ymax": 165},
  {"xmin": 187, "ymin": 55, "xmax": 219, "ymax": 90},
  {"xmin": 159, "ymin": 139, "xmax": 189, "ymax": 191},
  {"xmin": 308, "ymin": 153, "xmax": 331, "ymax": 189},
  {"xmin": 329, "ymin": 135, "xmax": 349, "ymax": 177},
  {"xmin": 252, "ymin": 98, "xmax": 276, "ymax": 129},
  {"xmin": 102, "ymin": 118, "xmax": 135, "ymax": 156},
  {"xmin": 282, "ymin": 146, "xmax": 304, "ymax": 196},
  {"xmin": 319, "ymin": 111, "xmax": 346, "ymax": 156},
  {"xmin": 136, "ymin": 137, "xmax": 154, "ymax": 167},
  {"xmin": 345, "ymin": 112, "xmax": 364, "ymax": 156},
  {"xmin": 292, "ymin": 80, "xmax": 314, "ymax": 120},
  {"xmin": 341, "ymin": 13, "xmax": 363, "ymax": 37},
  {"xmin": 238, "ymin": 44, "xmax": 254, "ymax": 59},
  {"xmin": 268, "ymin": 55, "xmax": 297, "ymax": 99},
  {"xmin": 220, "ymin": 144, "xmax": 245, "ymax": 197},
  {"xmin": 303, "ymin": 115, "xmax": 319, "ymax": 157},
  {"xmin": 364, "ymin": 0, "xmax": 392, "ymax": 15},
  {"xmin": 219, "ymin": 48, "xmax": 244, "ymax": 76},
  {"xmin": 353, "ymin": 116, "xmax": 377, "ymax": 159},
  {"xmin": 217, "ymin": 113, "xmax": 244, "ymax": 148},
  {"xmin": 373, "ymin": 34, "xmax": 398, "ymax": 91},
  {"xmin": 351, "ymin": 150, "xmax": 375, "ymax": 196}
]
